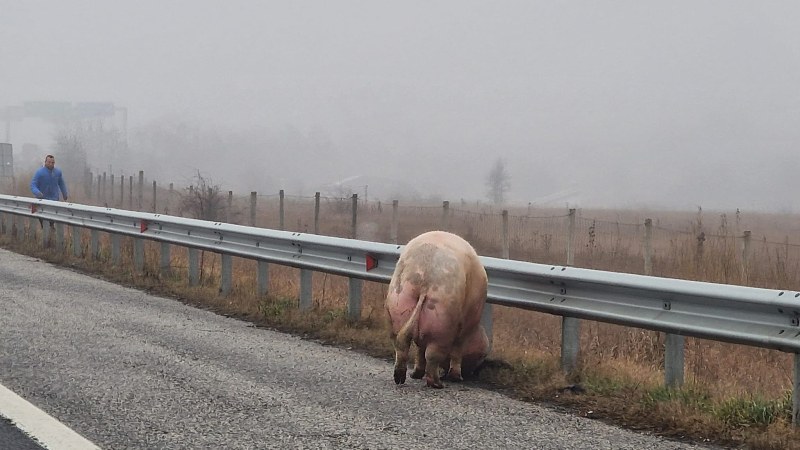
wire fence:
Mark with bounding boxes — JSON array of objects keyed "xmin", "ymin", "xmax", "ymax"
[{"xmin": 8, "ymin": 168, "xmax": 800, "ymax": 292}]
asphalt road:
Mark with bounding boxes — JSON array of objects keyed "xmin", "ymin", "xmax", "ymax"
[{"xmin": 0, "ymin": 247, "xmax": 717, "ymax": 449}]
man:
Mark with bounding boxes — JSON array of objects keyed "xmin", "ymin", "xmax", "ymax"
[
  {"xmin": 30, "ymin": 154, "xmax": 68, "ymax": 234},
  {"xmin": 30, "ymin": 154, "xmax": 69, "ymax": 201}
]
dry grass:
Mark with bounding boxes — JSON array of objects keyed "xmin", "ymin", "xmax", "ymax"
[{"xmin": 3, "ymin": 190, "xmax": 800, "ymax": 448}]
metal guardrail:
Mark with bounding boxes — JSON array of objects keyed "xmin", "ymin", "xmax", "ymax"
[
  {"xmin": 2, "ymin": 195, "xmax": 799, "ymax": 352},
  {"xmin": 2, "ymin": 194, "xmax": 800, "ymax": 423}
]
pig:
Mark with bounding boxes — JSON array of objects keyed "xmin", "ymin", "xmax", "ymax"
[{"xmin": 385, "ymin": 230, "xmax": 490, "ymax": 388}]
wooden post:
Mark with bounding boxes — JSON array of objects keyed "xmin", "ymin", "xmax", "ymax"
[
  {"xmin": 351, "ymin": 194, "xmax": 358, "ymax": 239},
  {"xmin": 644, "ymin": 218, "xmax": 653, "ymax": 275},
  {"xmin": 279, "ymin": 189, "xmax": 285, "ymax": 230},
  {"xmin": 391, "ymin": 200, "xmax": 399, "ymax": 244},
  {"xmin": 250, "ymin": 192, "xmax": 256, "ymax": 227}
]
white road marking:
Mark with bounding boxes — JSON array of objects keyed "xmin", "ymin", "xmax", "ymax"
[{"xmin": 0, "ymin": 382, "xmax": 100, "ymax": 450}]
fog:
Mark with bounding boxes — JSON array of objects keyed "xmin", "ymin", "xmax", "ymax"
[{"xmin": 2, "ymin": 1, "xmax": 799, "ymax": 212}]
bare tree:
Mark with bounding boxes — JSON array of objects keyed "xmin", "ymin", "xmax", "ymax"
[
  {"xmin": 180, "ymin": 171, "xmax": 224, "ymax": 221},
  {"xmin": 485, "ymin": 157, "xmax": 511, "ymax": 205}
]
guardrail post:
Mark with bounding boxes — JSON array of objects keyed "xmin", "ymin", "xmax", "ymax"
[
  {"xmin": 351, "ymin": 194, "xmax": 358, "ymax": 239},
  {"xmin": 90, "ymin": 230, "xmax": 100, "ymax": 259},
  {"xmin": 300, "ymin": 269, "xmax": 312, "ymax": 310},
  {"xmin": 314, "ymin": 192, "xmax": 320, "ymax": 234},
  {"xmin": 794, "ymin": 353, "xmax": 800, "ymax": 426},
  {"xmin": 188, "ymin": 248, "xmax": 200, "ymax": 286},
  {"xmin": 279, "ymin": 190, "xmax": 285, "ymax": 230},
  {"xmin": 17, "ymin": 215, "xmax": 26, "ymax": 241},
  {"xmin": 27, "ymin": 217, "xmax": 36, "ymax": 241},
  {"xmin": 0, "ymin": 211, "xmax": 5, "ymax": 234},
  {"xmin": 561, "ymin": 316, "xmax": 580, "ymax": 373},
  {"xmin": 644, "ymin": 218, "xmax": 653, "ymax": 275},
  {"xmin": 160, "ymin": 242, "xmax": 171, "ymax": 275},
  {"xmin": 441, "ymin": 201, "xmax": 450, "ymax": 231},
  {"xmin": 665, "ymin": 333, "xmax": 685, "ymax": 387},
  {"xmin": 391, "ymin": 200, "xmax": 399, "ymax": 244},
  {"xmin": 40, "ymin": 220, "xmax": 49, "ymax": 247},
  {"xmin": 348, "ymin": 278, "xmax": 362, "ymax": 321},
  {"xmin": 55, "ymin": 223, "xmax": 64, "ymax": 249},
  {"xmin": 111, "ymin": 234, "xmax": 121, "ymax": 264},
  {"xmin": 257, "ymin": 261, "xmax": 269, "ymax": 296},
  {"xmin": 250, "ymin": 192, "xmax": 256, "ymax": 227},
  {"xmin": 71, "ymin": 225, "xmax": 82, "ymax": 257},
  {"xmin": 220, "ymin": 254, "xmax": 232, "ymax": 295},
  {"xmin": 133, "ymin": 238, "xmax": 144, "ymax": 273}
]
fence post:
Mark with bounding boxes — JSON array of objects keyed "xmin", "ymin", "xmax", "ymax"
[
  {"xmin": 562, "ymin": 208, "xmax": 579, "ymax": 372},
  {"xmin": 391, "ymin": 200, "xmax": 399, "ymax": 244},
  {"xmin": 110, "ymin": 174, "xmax": 115, "ymax": 205},
  {"xmin": 128, "ymin": 176, "xmax": 133, "ymax": 210},
  {"xmin": 741, "ymin": 230, "xmax": 752, "ymax": 283},
  {"xmin": 566, "ymin": 208, "xmax": 576, "ymax": 266},
  {"xmin": 226, "ymin": 191, "xmax": 232, "ymax": 223},
  {"xmin": 502, "ymin": 210, "xmax": 509, "ymax": 259},
  {"xmin": 279, "ymin": 189, "xmax": 285, "ymax": 230},
  {"xmin": 314, "ymin": 192, "xmax": 320, "ymax": 234},
  {"xmin": 351, "ymin": 194, "xmax": 358, "ymax": 239},
  {"xmin": 188, "ymin": 248, "xmax": 200, "ymax": 286},
  {"xmin": 152, "ymin": 180, "xmax": 157, "ymax": 213},
  {"xmin": 120, "ymin": 176, "xmax": 124, "ymax": 208},
  {"xmin": 96, "ymin": 174, "xmax": 101, "ymax": 201},
  {"xmin": 250, "ymin": 192, "xmax": 256, "ymax": 227},
  {"xmin": 87, "ymin": 171, "xmax": 93, "ymax": 199},
  {"xmin": 102, "ymin": 172, "xmax": 106, "ymax": 203},
  {"xmin": 441, "ymin": 201, "xmax": 450, "ymax": 231},
  {"xmin": 138, "ymin": 171, "xmax": 144, "ymax": 211},
  {"xmin": 220, "ymin": 254, "xmax": 232, "ymax": 295},
  {"xmin": 644, "ymin": 218, "xmax": 653, "ymax": 275}
]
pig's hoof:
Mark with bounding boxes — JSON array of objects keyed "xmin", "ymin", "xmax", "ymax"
[
  {"xmin": 410, "ymin": 368, "xmax": 425, "ymax": 379},
  {"xmin": 425, "ymin": 376, "xmax": 444, "ymax": 389},
  {"xmin": 445, "ymin": 369, "xmax": 463, "ymax": 382},
  {"xmin": 394, "ymin": 368, "xmax": 407, "ymax": 384}
]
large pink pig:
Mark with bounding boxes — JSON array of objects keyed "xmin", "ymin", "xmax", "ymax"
[{"xmin": 385, "ymin": 230, "xmax": 490, "ymax": 388}]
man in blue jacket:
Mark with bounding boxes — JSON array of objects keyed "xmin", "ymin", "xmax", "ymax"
[{"xmin": 30, "ymin": 154, "xmax": 69, "ymax": 201}]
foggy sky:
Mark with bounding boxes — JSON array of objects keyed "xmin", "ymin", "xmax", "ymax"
[{"xmin": 2, "ymin": 1, "xmax": 799, "ymax": 212}]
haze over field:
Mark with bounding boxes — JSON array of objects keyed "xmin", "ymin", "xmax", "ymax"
[{"xmin": 2, "ymin": 1, "xmax": 799, "ymax": 211}]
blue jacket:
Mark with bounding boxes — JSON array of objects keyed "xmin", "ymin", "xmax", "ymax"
[{"xmin": 30, "ymin": 166, "xmax": 69, "ymax": 201}]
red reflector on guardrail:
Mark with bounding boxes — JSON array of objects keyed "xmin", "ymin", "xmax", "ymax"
[
  {"xmin": 365, "ymin": 253, "xmax": 378, "ymax": 271},
  {"xmin": 140, "ymin": 220, "xmax": 149, "ymax": 233}
]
